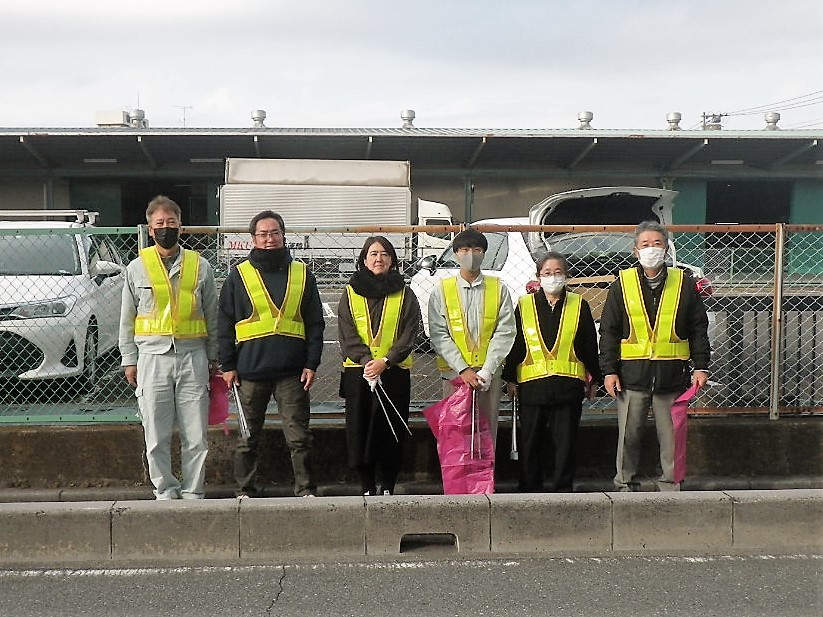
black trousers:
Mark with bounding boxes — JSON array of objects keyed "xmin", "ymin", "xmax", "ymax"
[{"xmin": 518, "ymin": 398, "xmax": 583, "ymax": 492}]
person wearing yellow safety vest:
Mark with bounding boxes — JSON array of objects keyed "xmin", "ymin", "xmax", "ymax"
[
  {"xmin": 337, "ymin": 236, "xmax": 421, "ymax": 496},
  {"xmin": 119, "ymin": 196, "xmax": 219, "ymax": 500},
  {"xmin": 599, "ymin": 221, "xmax": 710, "ymax": 492},
  {"xmin": 217, "ymin": 210, "xmax": 325, "ymax": 498},
  {"xmin": 428, "ymin": 229, "xmax": 516, "ymax": 448},
  {"xmin": 502, "ymin": 252, "xmax": 600, "ymax": 492}
]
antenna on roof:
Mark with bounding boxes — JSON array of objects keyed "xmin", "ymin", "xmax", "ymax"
[{"xmin": 174, "ymin": 106, "xmax": 193, "ymax": 128}]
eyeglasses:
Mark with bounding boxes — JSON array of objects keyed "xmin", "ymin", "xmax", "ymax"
[{"xmin": 253, "ymin": 231, "xmax": 283, "ymax": 238}]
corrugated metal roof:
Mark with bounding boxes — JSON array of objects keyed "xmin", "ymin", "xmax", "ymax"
[{"xmin": 0, "ymin": 126, "xmax": 819, "ymax": 178}]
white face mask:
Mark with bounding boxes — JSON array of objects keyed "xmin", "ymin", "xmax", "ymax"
[
  {"xmin": 637, "ymin": 246, "xmax": 666, "ymax": 269},
  {"xmin": 456, "ymin": 251, "xmax": 484, "ymax": 272},
  {"xmin": 540, "ymin": 275, "xmax": 566, "ymax": 294}
]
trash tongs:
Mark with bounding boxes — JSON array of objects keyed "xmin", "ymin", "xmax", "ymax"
[
  {"xmin": 510, "ymin": 396, "xmax": 519, "ymax": 461},
  {"xmin": 470, "ymin": 388, "xmax": 482, "ymax": 459},
  {"xmin": 231, "ymin": 383, "xmax": 252, "ymax": 441}
]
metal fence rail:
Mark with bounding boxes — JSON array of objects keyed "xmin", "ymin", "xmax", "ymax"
[{"xmin": 1, "ymin": 223, "xmax": 820, "ymax": 424}]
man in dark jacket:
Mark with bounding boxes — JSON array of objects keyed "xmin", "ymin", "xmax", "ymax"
[
  {"xmin": 599, "ymin": 221, "xmax": 710, "ymax": 491},
  {"xmin": 218, "ymin": 210, "xmax": 325, "ymax": 497}
]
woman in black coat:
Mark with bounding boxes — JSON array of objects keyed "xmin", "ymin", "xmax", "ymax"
[
  {"xmin": 337, "ymin": 236, "xmax": 421, "ymax": 495},
  {"xmin": 503, "ymin": 251, "xmax": 601, "ymax": 492}
]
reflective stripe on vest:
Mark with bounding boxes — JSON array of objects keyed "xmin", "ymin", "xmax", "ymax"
[
  {"xmin": 619, "ymin": 267, "xmax": 690, "ymax": 360},
  {"xmin": 516, "ymin": 292, "xmax": 586, "ymax": 383},
  {"xmin": 235, "ymin": 260, "xmax": 307, "ymax": 342},
  {"xmin": 436, "ymin": 275, "xmax": 501, "ymax": 372},
  {"xmin": 134, "ymin": 247, "xmax": 207, "ymax": 338},
  {"xmin": 342, "ymin": 287, "xmax": 412, "ymax": 369}
]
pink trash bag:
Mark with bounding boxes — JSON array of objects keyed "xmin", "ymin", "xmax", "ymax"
[
  {"xmin": 422, "ymin": 378, "xmax": 495, "ymax": 494},
  {"xmin": 671, "ymin": 385, "xmax": 699, "ymax": 484},
  {"xmin": 208, "ymin": 372, "xmax": 230, "ymax": 435}
]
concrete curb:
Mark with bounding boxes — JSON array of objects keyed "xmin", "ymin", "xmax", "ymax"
[{"xmin": 0, "ymin": 489, "xmax": 820, "ymax": 566}]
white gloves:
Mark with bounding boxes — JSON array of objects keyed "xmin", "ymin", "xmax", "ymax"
[
  {"xmin": 363, "ymin": 373, "xmax": 380, "ymax": 392},
  {"xmin": 476, "ymin": 368, "xmax": 493, "ymax": 392}
]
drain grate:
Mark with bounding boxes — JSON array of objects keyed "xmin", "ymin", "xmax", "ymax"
[{"xmin": 399, "ymin": 533, "xmax": 457, "ymax": 554}]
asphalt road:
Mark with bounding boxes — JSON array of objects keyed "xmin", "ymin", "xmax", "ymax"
[{"xmin": 1, "ymin": 553, "xmax": 820, "ymax": 617}]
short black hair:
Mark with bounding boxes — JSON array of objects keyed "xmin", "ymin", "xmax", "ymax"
[
  {"xmin": 357, "ymin": 235, "xmax": 400, "ymax": 272},
  {"xmin": 249, "ymin": 210, "xmax": 286, "ymax": 236},
  {"xmin": 452, "ymin": 229, "xmax": 488, "ymax": 252}
]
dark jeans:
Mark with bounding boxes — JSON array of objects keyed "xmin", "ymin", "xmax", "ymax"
[
  {"xmin": 234, "ymin": 376, "xmax": 315, "ymax": 496},
  {"xmin": 519, "ymin": 399, "xmax": 583, "ymax": 492}
]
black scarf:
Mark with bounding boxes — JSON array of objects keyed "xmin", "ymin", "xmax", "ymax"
[
  {"xmin": 249, "ymin": 247, "xmax": 288, "ymax": 272},
  {"xmin": 348, "ymin": 269, "xmax": 405, "ymax": 298}
]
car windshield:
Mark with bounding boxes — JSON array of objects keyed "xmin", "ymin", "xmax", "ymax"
[
  {"xmin": 0, "ymin": 234, "xmax": 82, "ymax": 275},
  {"xmin": 550, "ymin": 233, "xmax": 634, "ymax": 255}
]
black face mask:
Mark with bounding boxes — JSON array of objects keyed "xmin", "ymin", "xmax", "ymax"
[{"xmin": 153, "ymin": 227, "xmax": 180, "ymax": 250}]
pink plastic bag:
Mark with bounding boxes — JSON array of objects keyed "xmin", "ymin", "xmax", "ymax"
[
  {"xmin": 422, "ymin": 378, "xmax": 495, "ymax": 494},
  {"xmin": 671, "ymin": 385, "xmax": 699, "ymax": 484},
  {"xmin": 208, "ymin": 373, "xmax": 230, "ymax": 435}
]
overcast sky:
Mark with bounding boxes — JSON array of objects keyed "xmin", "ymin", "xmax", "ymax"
[{"xmin": 2, "ymin": 0, "xmax": 822, "ymax": 131}]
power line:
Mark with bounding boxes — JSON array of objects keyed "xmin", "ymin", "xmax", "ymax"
[{"xmin": 727, "ymin": 90, "xmax": 823, "ymax": 115}]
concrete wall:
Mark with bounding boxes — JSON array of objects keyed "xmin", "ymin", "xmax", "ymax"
[
  {"xmin": 0, "ymin": 490, "xmax": 819, "ymax": 565},
  {"xmin": 1, "ymin": 417, "xmax": 821, "ymax": 490}
]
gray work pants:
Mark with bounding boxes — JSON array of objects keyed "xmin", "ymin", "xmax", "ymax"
[{"xmin": 614, "ymin": 389, "xmax": 680, "ymax": 492}]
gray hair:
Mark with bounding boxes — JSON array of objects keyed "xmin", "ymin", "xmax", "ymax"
[
  {"xmin": 634, "ymin": 220, "xmax": 669, "ymax": 245},
  {"xmin": 534, "ymin": 250, "xmax": 568, "ymax": 276}
]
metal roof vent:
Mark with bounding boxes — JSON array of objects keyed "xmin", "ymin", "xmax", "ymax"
[
  {"xmin": 129, "ymin": 109, "xmax": 148, "ymax": 128},
  {"xmin": 666, "ymin": 112, "xmax": 682, "ymax": 130},
  {"xmin": 764, "ymin": 111, "xmax": 781, "ymax": 130},
  {"xmin": 577, "ymin": 111, "xmax": 593, "ymax": 129},
  {"xmin": 401, "ymin": 109, "xmax": 416, "ymax": 128},
  {"xmin": 251, "ymin": 109, "xmax": 267, "ymax": 128}
]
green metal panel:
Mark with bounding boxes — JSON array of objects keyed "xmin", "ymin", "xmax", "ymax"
[
  {"xmin": 788, "ymin": 180, "xmax": 823, "ymax": 274},
  {"xmin": 671, "ymin": 178, "xmax": 707, "ymax": 224},
  {"xmin": 69, "ymin": 182, "xmax": 123, "ymax": 226},
  {"xmin": 671, "ymin": 179, "xmax": 707, "ymax": 268},
  {"xmin": 789, "ymin": 179, "xmax": 823, "ymax": 224}
]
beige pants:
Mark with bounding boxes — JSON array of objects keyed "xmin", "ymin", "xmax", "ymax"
[{"xmin": 441, "ymin": 370, "xmax": 503, "ymax": 447}]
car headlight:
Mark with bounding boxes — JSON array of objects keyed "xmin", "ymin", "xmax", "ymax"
[{"xmin": 10, "ymin": 296, "xmax": 77, "ymax": 319}]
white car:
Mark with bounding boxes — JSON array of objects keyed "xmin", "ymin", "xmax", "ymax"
[
  {"xmin": 411, "ymin": 187, "xmax": 711, "ymax": 336},
  {"xmin": 0, "ymin": 211, "xmax": 124, "ymax": 387}
]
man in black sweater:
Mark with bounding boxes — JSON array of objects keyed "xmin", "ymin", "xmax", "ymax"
[
  {"xmin": 218, "ymin": 210, "xmax": 325, "ymax": 497},
  {"xmin": 599, "ymin": 221, "xmax": 710, "ymax": 492}
]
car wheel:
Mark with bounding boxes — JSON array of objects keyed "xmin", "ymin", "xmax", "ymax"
[{"xmin": 82, "ymin": 322, "xmax": 98, "ymax": 390}]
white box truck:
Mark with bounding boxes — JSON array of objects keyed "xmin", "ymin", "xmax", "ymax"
[{"xmin": 218, "ymin": 158, "xmax": 453, "ymax": 275}]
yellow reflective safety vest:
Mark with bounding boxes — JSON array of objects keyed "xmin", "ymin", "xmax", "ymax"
[
  {"xmin": 134, "ymin": 247, "xmax": 207, "ymax": 338},
  {"xmin": 619, "ymin": 267, "xmax": 690, "ymax": 361},
  {"xmin": 436, "ymin": 275, "xmax": 501, "ymax": 372},
  {"xmin": 342, "ymin": 287, "xmax": 412, "ymax": 369},
  {"xmin": 234, "ymin": 260, "xmax": 307, "ymax": 342},
  {"xmin": 516, "ymin": 292, "xmax": 586, "ymax": 383}
]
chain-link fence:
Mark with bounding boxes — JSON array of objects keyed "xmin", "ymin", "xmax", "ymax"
[{"xmin": 1, "ymin": 223, "xmax": 820, "ymax": 424}]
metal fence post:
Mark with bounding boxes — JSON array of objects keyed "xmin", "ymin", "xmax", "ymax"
[
  {"xmin": 137, "ymin": 224, "xmax": 149, "ymax": 250},
  {"xmin": 769, "ymin": 223, "xmax": 786, "ymax": 420}
]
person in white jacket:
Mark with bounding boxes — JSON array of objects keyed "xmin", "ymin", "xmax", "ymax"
[
  {"xmin": 427, "ymin": 229, "xmax": 516, "ymax": 446},
  {"xmin": 119, "ymin": 195, "xmax": 218, "ymax": 500}
]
